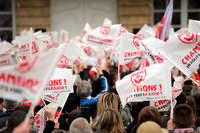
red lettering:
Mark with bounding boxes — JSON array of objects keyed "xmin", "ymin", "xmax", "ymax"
[
  {"xmin": 159, "ymin": 84, "xmax": 162, "ymax": 91},
  {"xmin": 154, "ymin": 85, "xmax": 157, "ymax": 91},
  {"xmin": 54, "ymin": 80, "xmax": 59, "ymax": 86},
  {"xmin": 0, "ymin": 60, "xmax": 8, "ymax": 64},
  {"xmin": 154, "ymin": 101, "xmax": 159, "ymax": 107},
  {"xmin": 185, "ymin": 54, "xmax": 191, "ymax": 61},
  {"xmin": 0, "ymin": 73, "xmax": 5, "ymax": 82},
  {"xmin": 49, "ymin": 80, "xmax": 53, "ymax": 86},
  {"xmin": 182, "ymin": 44, "xmax": 200, "ymax": 65},
  {"xmin": 189, "ymin": 51, "xmax": 195, "ymax": 58},
  {"xmin": 158, "ymin": 100, "xmax": 168, "ymax": 105},
  {"xmin": 143, "ymin": 85, "xmax": 148, "ymax": 91},
  {"xmin": 147, "ymin": 85, "xmax": 154, "ymax": 91},
  {"xmin": 64, "ymin": 79, "xmax": 67, "ymax": 85},
  {"xmin": 182, "ymin": 58, "xmax": 187, "ymax": 64},
  {"xmin": 193, "ymin": 45, "xmax": 200, "ymax": 53},
  {"xmin": 7, "ymin": 74, "xmax": 16, "ymax": 85},
  {"xmin": 0, "ymin": 73, "xmax": 40, "ymax": 92}
]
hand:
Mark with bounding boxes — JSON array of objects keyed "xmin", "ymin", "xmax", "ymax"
[
  {"xmin": 90, "ymin": 116, "xmax": 93, "ymax": 133},
  {"xmin": 73, "ymin": 62, "xmax": 81, "ymax": 74},
  {"xmin": 95, "ymin": 65, "xmax": 103, "ymax": 75},
  {"xmin": 80, "ymin": 62, "xmax": 88, "ymax": 70},
  {"xmin": 13, "ymin": 121, "xmax": 31, "ymax": 133},
  {"xmin": 167, "ymin": 117, "xmax": 175, "ymax": 130},
  {"xmin": 44, "ymin": 106, "xmax": 54, "ymax": 121},
  {"xmin": 54, "ymin": 118, "xmax": 59, "ymax": 129}
]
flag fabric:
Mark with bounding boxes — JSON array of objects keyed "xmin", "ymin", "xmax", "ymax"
[
  {"xmin": 155, "ymin": 0, "xmax": 174, "ymax": 41},
  {"xmin": 116, "ymin": 61, "xmax": 172, "ymax": 107}
]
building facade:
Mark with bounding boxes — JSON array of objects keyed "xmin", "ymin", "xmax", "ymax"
[{"xmin": 0, "ymin": 0, "xmax": 200, "ymax": 41}]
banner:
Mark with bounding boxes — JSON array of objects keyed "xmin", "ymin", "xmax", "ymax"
[
  {"xmin": 34, "ymin": 107, "xmax": 46, "ymax": 133},
  {"xmin": 142, "ymin": 37, "xmax": 166, "ymax": 64},
  {"xmin": 15, "ymin": 30, "xmax": 33, "ymax": 61},
  {"xmin": 116, "ymin": 61, "xmax": 172, "ymax": 107},
  {"xmin": 43, "ymin": 68, "xmax": 75, "ymax": 107},
  {"xmin": 84, "ymin": 24, "xmax": 121, "ymax": 47},
  {"xmin": 62, "ymin": 42, "xmax": 89, "ymax": 64},
  {"xmin": 159, "ymin": 33, "xmax": 200, "ymax": 83},
  {"xmin": 150, "ymin": 87, "xmax": 181, "ymax": 112},
  {"xmin": 0, "ymin": 41, "xmax": 14, "ymax": 66},
  {"xmin": 0, "ymin": 48, "xmax": 62, "ymax": 103},
  {"xmin": 34, "ymin": 103, "xmax": 58, "ymax": 133},
  {"xmin": 59, "ymin": 29, "xmax": 68, "ymax": 44},
  {"xmin": 137, "ymin": 24, "xmax": 155, "ymax": 40},
  {"xmin": 119, "ymin": 32, "xmax": 143, "ymax": 65}
]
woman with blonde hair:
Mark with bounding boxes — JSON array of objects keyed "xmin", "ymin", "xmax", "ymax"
[
  {"xmin": 96, "ymin": 109, "xmax": 125, "ymax": 133},
  {"xmin": 93, "ymin": 92, "xmax": 131, "ymax": 131},
  {"xmin": 97, "ymin": 92, "xmax": 118, "ymax": 117}
]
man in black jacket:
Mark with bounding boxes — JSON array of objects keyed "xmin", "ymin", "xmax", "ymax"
[{"xmin": 0, "ymin": 100, "xmax": 18, "ymax": 129}]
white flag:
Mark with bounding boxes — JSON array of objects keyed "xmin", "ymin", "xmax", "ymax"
[
  {"xmin": 0, "ymin": 48, "xmax": 61, "ymax": 103},
  {"xmin": 116, "ymin": 61, "xmax": 172, "ymax": 107},
  {"xmin": 159, "ymin": 33, "xmax": 200, "ymax": 83}
]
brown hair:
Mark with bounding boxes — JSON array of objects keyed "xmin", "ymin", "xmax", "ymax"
[
  {"xmin": 97, "ymin": 92, "xmax": 118, "ymax": 117},
  {"xmin": 174, "ymin": 104, "xmax": 194, "ymax": 128},
  {"xmin": 137, "ymin": 106, "xmax": 162, "ymax": 126},
  {"xmin": 186, "ymin": 96, "xmax": 197, "ymax": 120},
  {"xmin": 98, "ymin": 109, "xmax": 124, "ymax": 133}
]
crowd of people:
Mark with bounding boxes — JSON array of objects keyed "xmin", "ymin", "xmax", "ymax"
[{"xmin": 0, "ymin": 55, "xmax": 199, "ymax": 133}]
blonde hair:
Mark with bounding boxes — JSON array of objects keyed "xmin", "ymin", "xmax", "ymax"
[
  {"xmin": 97, "ymin": 92, "xmax": 118, "ymax": 117},
  {"xmin": 98, "ymin": 109, "xmax": 124, "ymax": 133}
]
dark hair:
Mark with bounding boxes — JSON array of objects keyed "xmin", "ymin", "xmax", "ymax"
[
  {"xmin": 62, "ymin": 93, "xmax": 80, "ymax": 113},
  {"xmin": 193, "ymin": 93, "xmax": 200, "ymax": 117},
  {"xmin": 0, "ymin": 98, "xmax": 3, "ymax": 104},
  {"xmin": 174, "ymin": 104, "xmax": 194, "ymax": 128},
  {"xmin": 186, "ymin": 96, "xmax": 197, "ymax": 120},
  {"xmin": 4, "ymin": 100, "xmax": 18, "ymax": 110},
  {"xmin": 15, "ymin": 105, "xmax": 30, "ymax": 113},
  {"xmin": 137, "ymin": 106, "xmax": 162, "ymax": 126},
  {"xmin": 68, "ymin": 110, "xmax": 82, "ymax": 127},
  {"xmin": 184, "ymin": 80, "xmax": 193, "ymax": 86},
  {"xmin": 176, "ymin": 92, "xmax": 186, "ymax": 105},
  {"xmin": 7, "ymin": 110, "xmax": 26, "ymax": 132},
  {"xmin": 183, "ymin": 85, "xmax": 193, "ymax": 96}
]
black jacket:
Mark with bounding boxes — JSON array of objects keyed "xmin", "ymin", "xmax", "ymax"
[{"xmin": 0, "ymin": 110, "xmax": 14, "ymax": 129}]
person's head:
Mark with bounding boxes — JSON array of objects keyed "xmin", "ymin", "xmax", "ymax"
[
  {"xmin": 63, "ymin": 93, "xmax": 80, "ymax": 113},
  {"xmin": 105, "ymin": 57, "xmax": 112, "ymax": 68},
  {"xmin": 137, "ymin": 106, "xmax": 162, "ymax": 126},
  {"xmin": 175, "ymin": 92, "xmax": 186, "ymax": 105},
  {"xmin": 6, "ymin": 110, "xmax": 26, "ymax": 132},
  {"xmin": 15, "ymin": 105, "xmax": 30, "ymax": 113},
  {"xmin": 68, "ymin": 110, "xmax": 82, "ymax": 128},
  {"xmin": 186, "ymin": 96, "xmax": 197, "ymax": 120},
  {"xmin": 4, "ymin": 99, "xmax": 18, "ymax": 110},
  {"xmin": 76, "ymin": 80, "xmax": 92, "ymax": 99},
  {"xmin": 69, "ymin": 117, "xmax": 90, "ymax": 133},
  {"xmin": 137, "ymin": 121, "xmax": 168, "ymax": 133},
  {"xmin": 97, "ymin": 92, "xmax": 118, "ymax": 117},
  {"xmin": 97, "ymin": 109, "xmax": 124, "ymax": 133},
  {"xmin": 183, "ymin": 85, "xmax": 193, "ymax": 96},
  {"xmin": 184, "ymin": 79, "xmax": 193, "ymax": 86},
  {"xmin": 173, "ymin": 104, "xmax": 195, "ymax": 128}
]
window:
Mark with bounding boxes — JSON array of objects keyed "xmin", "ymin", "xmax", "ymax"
[
  {"xmin": 0, "ymin": 0, "xmax": 15, "ymax": 42},
  {"xmin": 153, "ymin": 0, "xmax": 200, "ymax": 31}
]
